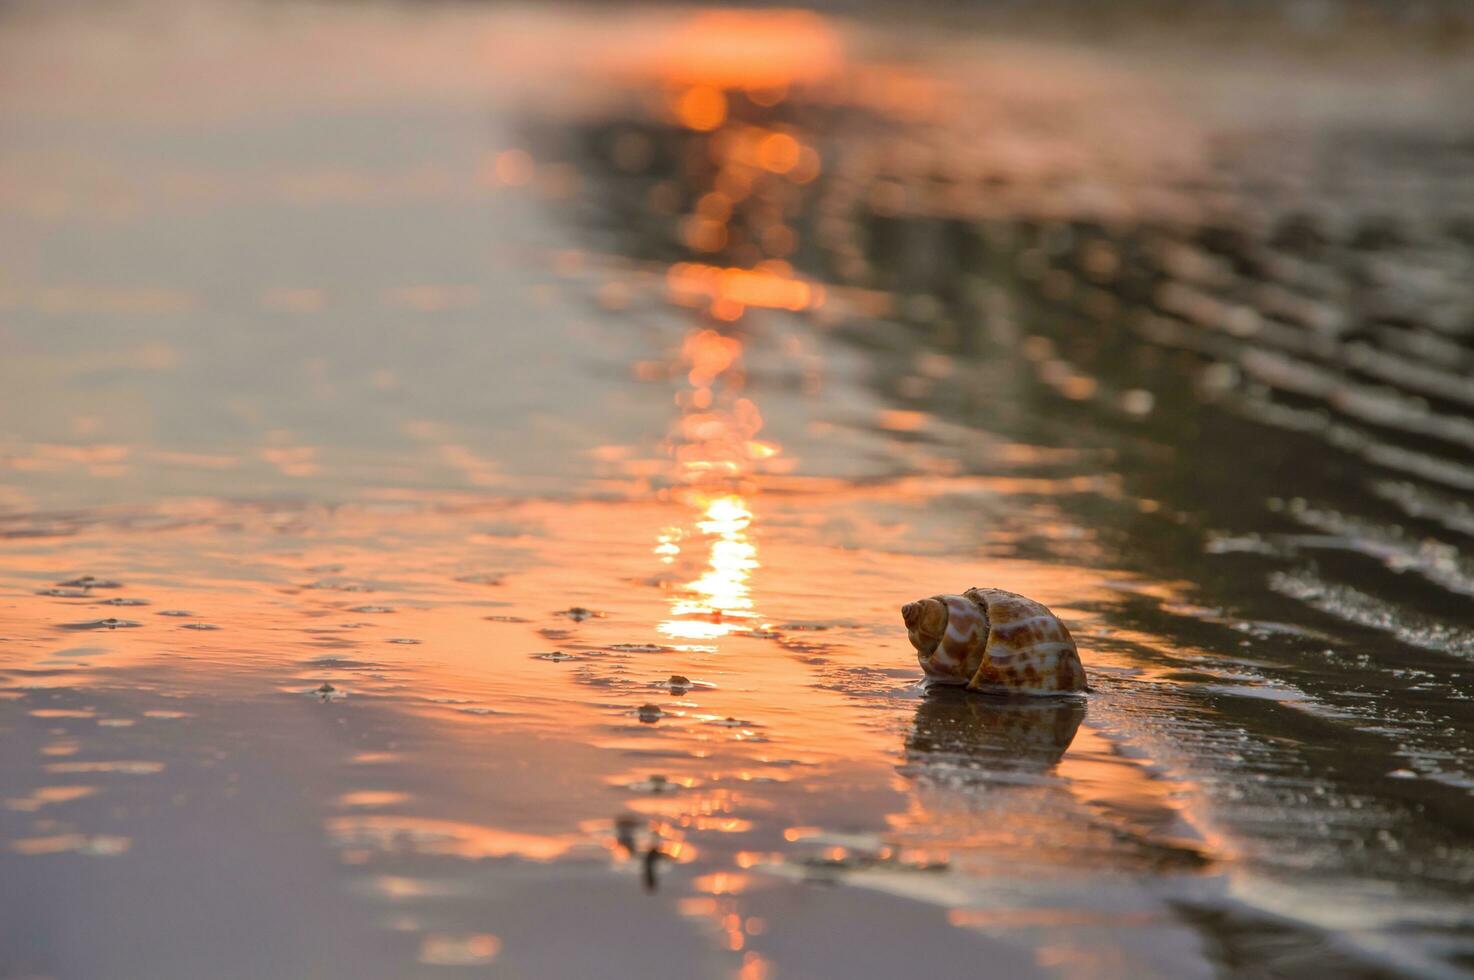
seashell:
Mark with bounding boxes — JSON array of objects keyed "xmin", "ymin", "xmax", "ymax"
[{"xmin": 901, "ymin": 587, "xmax": 1085, "ymax": 696}]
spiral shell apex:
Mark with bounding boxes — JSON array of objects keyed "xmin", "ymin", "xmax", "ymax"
[{"xmin": 901, "ymin": 588, "xmax": 1085, "ymax": 696}]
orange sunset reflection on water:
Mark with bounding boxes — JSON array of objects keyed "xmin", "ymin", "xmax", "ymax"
[
  {"xmin": 656, "ymin": 325, "xmax": 774, "ymax": 644},
  {"xmin": 658, "ymin": 493, "xmax": 759, "ymax": 642},
  {"xmin": 644, "ymin": 12, "xmax": 833, "ymax": 647}
]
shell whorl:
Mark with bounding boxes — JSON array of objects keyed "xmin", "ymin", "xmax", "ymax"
[{"xmin": 902, "ymin": 588, "xmax": 1085, "ymax": 696}]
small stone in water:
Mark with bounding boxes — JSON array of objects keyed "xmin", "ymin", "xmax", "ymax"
[
  {"xmin": 615, "ymin": 815, "xmax": 640, "ymax": 852},
  {"xmin": 532, "ymin": 651, "xmax": 577, "ymax": 662},
  {"xmin": 638, "ymin": 703, "xmax": 663, "ymax": 723},
  {"xmin": 61, "ymin": 618, "xmax": 142, "ymax": 631}
]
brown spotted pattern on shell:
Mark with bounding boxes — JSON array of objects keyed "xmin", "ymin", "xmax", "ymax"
[{"xmin": 900, "ymin": 587, "xmax": 1085, "ymax": 696}]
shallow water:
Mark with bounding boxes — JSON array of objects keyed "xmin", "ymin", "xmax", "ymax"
[{"xmin": 3, "ymin": 3, "xmax": 1474, "ymax": 978}]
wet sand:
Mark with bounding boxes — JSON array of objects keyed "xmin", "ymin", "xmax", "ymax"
[{"xmin": 3, "ymin": 3, "xmax": 1474, "ymax": 978}]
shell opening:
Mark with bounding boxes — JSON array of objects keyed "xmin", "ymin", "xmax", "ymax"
[{"xmin": 901, "ymin": 598, "xmax": 948, "ymax": 661}]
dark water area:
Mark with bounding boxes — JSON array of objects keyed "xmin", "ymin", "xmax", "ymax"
[{"xmin": 2, "ymin": 3, "xmax": 1473, "ymax": 978}]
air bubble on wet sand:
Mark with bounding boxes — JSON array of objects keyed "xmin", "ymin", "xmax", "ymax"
[
  {"xmin": 704, "ymin": 716, "xmax": 754, "ymax": 728},
  {"xmin": 57, "ymin": 577, "xmax": 122, "ymax": 589},
  {"xmin": 58, "ymin": 618, "xmax": 141, "ymax": 631},
  {"xmin": 661, "ymin": 674, "xmax": 715, "ymax": 693},
  {"xmin": 623, "ymin": 774, "xmax": 685, "ymax": 793}
]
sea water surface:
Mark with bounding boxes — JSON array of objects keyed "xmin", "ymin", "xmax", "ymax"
[{"xmin": 3, "ymin": 3, "xmax": 1474, "ymax": 978}]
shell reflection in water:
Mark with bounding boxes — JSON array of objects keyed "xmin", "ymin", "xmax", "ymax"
[
  {"xmin": 905, "ymin": 687, "xmax": 1085, "ymax": 776},
  {"xmin": 903, "ymin": 691, "xmax": 1218, "ymax": 876}
]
